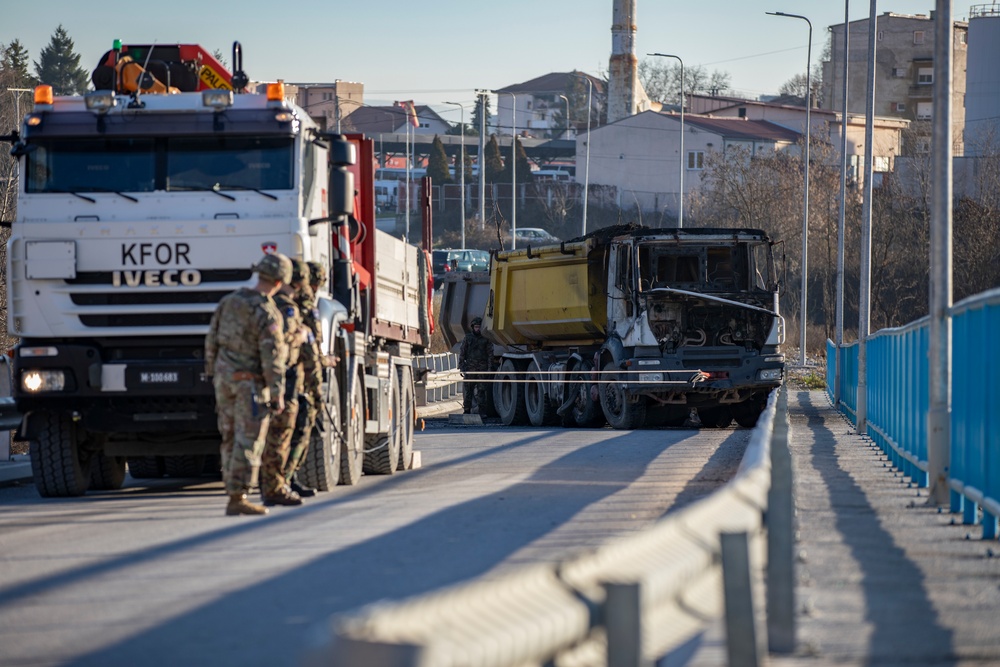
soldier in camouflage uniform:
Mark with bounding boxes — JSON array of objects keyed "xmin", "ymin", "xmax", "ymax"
[
  {"xmin": 284, "ymin": 261, "xmax": 326, "ymax": 493},
  {"xmin": 259, "ymin": 259, "xmax": 311, "ymax": 506},
  {"xmin": 459, "ymin": 316, "xmax": 491, "ymax": 414},
  {"xmin": 205, "ymin": 253, "xmax": 290, "ymax": 516}
]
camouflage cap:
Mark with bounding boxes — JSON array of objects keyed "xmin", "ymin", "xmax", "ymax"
[
  {"xmin": 308, "ymin": 261, "xmax": 327, "ymax": 287},
  {"xmin": 254, "ymin": 252, "xmax": 293, "ymax": 283},
  {"xmin": 291, "ymin": 259, "xmax": 309, "ymax": 284}
]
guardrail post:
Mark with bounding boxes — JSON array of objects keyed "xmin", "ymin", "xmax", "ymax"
[
  {"xmin": 604, "ymin": 581, "xmax": 649, "ymax": 667},
  {"xmin": 767, "ymin": 388, "xmax": 795, "ymax": 654},
  {"xmin": 722, "ymin": 531, "xmax": 763, "ymax": 667}
]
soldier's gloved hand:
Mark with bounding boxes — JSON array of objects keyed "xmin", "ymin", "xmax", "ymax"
[{"xmin": 268, "ymin": 395, "xmax": 285, "ymax": 416}]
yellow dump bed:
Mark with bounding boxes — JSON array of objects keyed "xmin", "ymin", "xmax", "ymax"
[{"xmin": 484, "ymin": 239, "xmax": 607, "ymax": 347}]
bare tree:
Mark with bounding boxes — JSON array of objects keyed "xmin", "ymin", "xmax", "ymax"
[{"xmin": 638, "ymin": 59, "xmax": 732, "ymax": 105}]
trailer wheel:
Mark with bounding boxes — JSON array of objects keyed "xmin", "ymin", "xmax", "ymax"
[
  {"xmin": 494, "ymin": 359, "xmax": 528, "ymax": 426},
  {"xmin": 525, "ymin": 360, "xmax": 559, "ymax": 427},
  {"xmin": 127, "ymin": 456, "xmax": 165, "ymax": 479},
  {"xmin": 562, "ymin": 360, "xmax": 604, "ymax": 428},
  {"xmin": 397, "ymin": 366, "xmax": 415, "ymax": 470},
  {"xmin": 364, "ymin": 368, "xmax": 401, "ymax": 475},
  {"xmin": 29, "ymin": 411, "xmax": 91, "ymax": 498},
  {"xmin": 299, "ymin": 374, "xmax": 341, "ymax": 491},
  {"xmin": 698, "ymin": 406, "xmax": 733, "ymax": 429},
  {"xmin": 600, "ymin": 361, "xmax": 646, "ymax": 430},
  {"xmin": 163, "ymin": 455, "xmax": 206, "ymax": 478},
  {"xmin": 89, "ymin": 452, "xmax": 126, "ymax": 491},
  {"xmin": 339, "ymin": 373, "xmax": 365, "ymax": 486}
]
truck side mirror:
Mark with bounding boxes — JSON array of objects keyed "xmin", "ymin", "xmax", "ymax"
[{"xmin": 327, "ymin": 137, "xmax": 356, "ymax": 219}]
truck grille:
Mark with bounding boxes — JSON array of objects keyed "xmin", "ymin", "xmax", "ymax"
[{"xmin": 80, "ymin": 313, "xmax": 214, "ymax": 327}]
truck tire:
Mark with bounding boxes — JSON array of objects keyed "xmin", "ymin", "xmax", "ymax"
[
  {"xmin": 89, "ymin": 452, "xmax": 127, "ymax": 490},
  {"xmin": 397, "ymin": 366, "xmax": 415, "ymax": 470},
  {"xmin": 732, "ymin": 398, "xmax": 765, "ymax": 428},
  {"xmin": 525, "ymin": 360, "xmax": 559, "ymax": 427},
  {"xmin": 698, "ymin": 406, "xmax": 733, "ymax": 429},
  {"xmin": 163, "ymin": 455, "xmax": 206, "ymax": 478},
  {"xmin": 29, "ymin": 411, "xmax": 91, "ymax": 498},
  {"xmin": 561, "ymin": 361, "xmax": 604, "ymax": 428},
  {"xmin": 600, "ymin": 361, "xmax": 647, "ymax": 430},
  {"xmin": 364, "ymin": 369, "xmax": 401, "ymax": 475},
  {"xmin": 299, "ymin": 375, "xmax": 341, "ymax": 491},
  {"xmin": 494, "ymin": 359, "xmax": 528, "ymax": 426},
  {"xmin": 339, "ymin": 373, "xmax": 365, "ymax": 486},
  {"xmin": 127, "ymin": 456, "xmax": 165, "ymax": 479}
]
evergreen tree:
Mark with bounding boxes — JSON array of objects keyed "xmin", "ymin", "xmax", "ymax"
[
  {"xmin": 484, "ymin": 134, "xmax": 505, "ymax": 184},
  {"xmin": 471, "ymin": 95, "xmax": 492, "ymax": 136},
  {"xmin": 34, "ymin": 26, "xmax": 89, "ymax": 95},
  {"xmin": 2, "ymin": 40, "xmax": 36, "ymax": 87},
  {"xmin": 502, "ymin": 138, "xmax": 533, "ymax": 184},
  {"xmin": 426, "ymin": 135, "xmax": 452, "ymax": 185}
]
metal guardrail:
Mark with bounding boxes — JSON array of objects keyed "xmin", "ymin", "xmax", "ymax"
[
  {"xmin": 413, "ymin": 353, "xmax": 463, "ymax": 406},
  {"xmin": 826, "ymin": 286, "xmax": 1000, "ymax": 540},
  {"xmin": 306, "ymin": 387, "xmax": 793, "ymax": 666}
]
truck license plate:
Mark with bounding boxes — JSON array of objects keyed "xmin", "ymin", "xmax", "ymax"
[
  {"xmin": 126, "ymin": 367, "xmax": 192, "ymax": 387},
  {"xmin": 141, "ymin": 371, "xmax": 179, "ymax": 383}
]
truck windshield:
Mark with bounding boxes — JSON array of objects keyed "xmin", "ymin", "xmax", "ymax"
[
  {"xmin": 26, "ymin": 138, "xmax": 156, "ymax": 193},
  {"xmin": 25, "ymin": 136, "xmax": 295, "ymax": 194},
  {"xmin": 638, "ymin": 243, "xmax": 761, "ymax": 292}
]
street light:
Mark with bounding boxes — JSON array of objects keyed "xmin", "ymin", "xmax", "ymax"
[
  {"xmin": 558, "ymin": 94, "xmax": 569, "ymax": 139},
  {"xmin": 475, "ymin": 89, "xmax": 488, "ymax": 230},
  {"xmin": 493, "ymin": 90, "xmax": 518, "ymax": 249},
  {"xmin": 835, "ymin": 1, "xmax": 850, "ymax": 409},
  {"xmin": 648, "ymin": 53, "xmax": 685, "ymax": 228},
  {"xmin": 569, "ymin": 72, "xmax": 593, "ymax": 236},
  {"xmin": 767, "ymin": 10, "xmax": 813, "ymax": 367},
  {"xmin": 443, "ymin": 101, "xmax": 467, "ymax": 249}
]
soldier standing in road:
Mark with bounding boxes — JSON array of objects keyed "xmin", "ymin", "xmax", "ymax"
[
  {"xmin": 205, "ymin": 253, "xmax": 290, "ymax": 516},
  {"xmin": 458, "ymin": 316, "xmax": 491, "ymax": 414},
  {"xmin": 259, "ymin": 259, "xmax": 311, "ymax": 506},
  {"xmin": 284, "ymin": 261, "xmax": 326, "ymax": 495}
]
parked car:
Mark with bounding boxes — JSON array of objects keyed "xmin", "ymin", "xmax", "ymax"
[
  {"xmin": 432, "ymin": 248, "xmax": 491, "ymax": 285},
  {"xmin": 513, "ymin": 227, "xmax": 560, "ymax": 245}
]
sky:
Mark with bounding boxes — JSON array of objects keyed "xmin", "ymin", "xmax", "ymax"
[{"xmin": 3, "ymin": 1, "xmax": 949, "ymax": 124}]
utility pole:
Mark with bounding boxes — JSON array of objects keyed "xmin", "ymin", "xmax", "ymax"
[{"xmin": 476, "ymin": 90, "xmax": 488, "ymax": 230}]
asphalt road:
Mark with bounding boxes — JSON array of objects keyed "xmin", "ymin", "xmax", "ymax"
[{"xmin": 0, "ymin": 418, "xmax": 751, "ymax": 667}]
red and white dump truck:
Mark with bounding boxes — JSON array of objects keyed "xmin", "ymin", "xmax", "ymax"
[{"xmin": 2, "ymin": 42, "xmax": 431, "ymax": 497}]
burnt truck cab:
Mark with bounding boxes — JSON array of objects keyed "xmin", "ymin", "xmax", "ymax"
[{"xmin": 600, "ymin": 228, "xmax": 784, "ymax": 428}]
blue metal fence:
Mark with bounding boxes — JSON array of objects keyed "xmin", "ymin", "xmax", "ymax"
[{"xmin": 825, "ymin": 287, "xmax": 1000, "ymax": 540}]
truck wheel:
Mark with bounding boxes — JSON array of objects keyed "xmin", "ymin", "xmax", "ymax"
[
  {"xmin": 562, "ymin": 361, "xmax": 604, "ymax": 428},
  {"xmin": 698, "ymin": 406, "xmax": 733, "ymax": 429},
  {"xmin": 29, "ymin": 411, "xmax": 91, "ymax": 498},
  {"xmin": 339, "ymin": 373, "xmax": 365, "ymax": 485},
  {"xmin": 397, "ymin": 366, "xmax": 415, "ymax": 470},
  {"xmin": 300, "ymin": 375, "xmax": 341, "ymax": 491},
  {"xmin": 732, "ymin": 399, "xmax": 765, "ymax": 428},
  {"xmin": 525, "ymin": 360, "xmax": 559, "ymax": 427},
  {"xmin": 600, "ymin": 361, "xmax": 646, "ymax": 430},
  {"xmin": 163, "ymin": 455, "xmax": 206, "ymax": 478},
  {"xmin": 89, "ymin": 452, "xmax": 127, "ymax": 490},
  {"xmin": 364, "ymin": 369, "xmax": 401, "ymax": 475},
  {"xmin": 127, "ymin": 456, "xmax": 165, "ymax": 479},
  {"xmin": 494, "ymin": 359, "xmax": 528, "ymax": 426}
]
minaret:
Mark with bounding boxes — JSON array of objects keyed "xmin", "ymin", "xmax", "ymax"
[{"xmin": 607, "ymin": 0, "xmax": 639, "ymax": 123}]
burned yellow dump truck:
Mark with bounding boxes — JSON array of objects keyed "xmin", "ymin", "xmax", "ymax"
[{"xmin": 479, "ymin": 226, "xmax": 785, "ymax": 430}]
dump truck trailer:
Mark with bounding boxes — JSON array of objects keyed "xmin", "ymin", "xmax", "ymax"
[{"xmin": 477, "ymin": 226, "xmax": 784, "ymax": 429}]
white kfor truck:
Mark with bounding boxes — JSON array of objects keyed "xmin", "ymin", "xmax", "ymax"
[{"xmin": 2, "ymin": 43, "xmax": 430, "ymax": 497}]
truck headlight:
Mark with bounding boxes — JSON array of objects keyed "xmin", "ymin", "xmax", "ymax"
[
  {"xmin": 21, "ymin": 370, "xmax": 66, "ymax": 393},
  {"xmin": 757, "ymin": 368, "xmax": 783, "ymax": 381},
  {"xmin": 638, "ymin": 372, "xmax": 663, "ymax": 383}
]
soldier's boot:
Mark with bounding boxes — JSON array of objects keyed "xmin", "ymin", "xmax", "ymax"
[
  {"xmin": 262, "ymin": 485, "xmax": 303, "ymax": 507},
  {"xmin": 226, "ymin": 493, "xmax": 269, "ymax": 516}
]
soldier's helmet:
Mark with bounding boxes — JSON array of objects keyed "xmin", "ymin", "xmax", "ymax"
[
  {"xmin": 291, "ymin": 259, "xmax": 309, "ymax": 284},
  {"xmin": 308, "ymin": 261, "xmax": 327, "ymax": 287},
  {"xmin": 254, "ymin": 253, "xmax": 293, "ymax": 284},
  {"xmin": 471, "ymin": 317, "xmax": 483, "ymax": 327}
]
